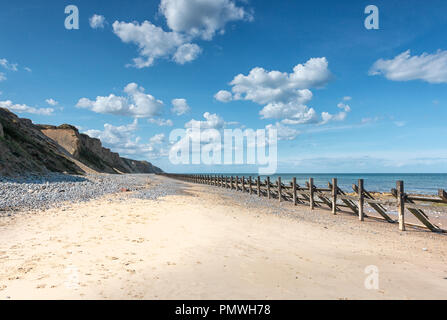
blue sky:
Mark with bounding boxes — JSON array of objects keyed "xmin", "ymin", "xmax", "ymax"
[{"xmin": 1, "ymin": 0, "xmax": 447, "ymax": 173}]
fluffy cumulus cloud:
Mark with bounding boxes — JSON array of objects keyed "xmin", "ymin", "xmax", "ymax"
[
  {"xmin": 173, "ymin": 43, "xmax": 202, "ymax": 64},
  {"xmin": 0, "ymin": 72, "xmax": 6, "ymax": 82},
  {"xmin": 0, "ymin": 100, "xmax": 54, "ymax": 115},
  {"xmin": 76, "ymin": 82, "xmax": 164, "ymax": 118},
  {"xmin": 214, "ymin": 90, "xmax": 233, "ymax": 102},
  {"xmin": 170, "ymin": 112, "xmax": 226, "ymax": 157},
  {"xmin": 369, "ymin": 50, "xmax": 447, "ymax": 83},
  {"xmin": 185, "ymin": 112, "xmax": 225, "ymax": 129},
  {"xmin": 159, "ymin": 0, "xmax": 252, "ymax": 40},
  {"xmin": 84, "ymin": 120, "xmax": 167, "ymax": 159},
  {"xmin": 215, "ymin": 58, "xmax": 345, "ymax": 126},
  {"xmin": 113, "ymin": 0, "xmax": 251, "ymax": 67},
  {"xmin": 112, "ymin": 20, "xmax": 190, "ymax": 68},
  {"xmin": 171, "ymin": 98, "xmax": 190, "ymax": 115},
  {"xmin": 90, "ymin": 14, "xmax": 106, "ymax": 29},
  {"xmin": 45, "ymin": 98, "xmax": 58, "ymax": 106}
]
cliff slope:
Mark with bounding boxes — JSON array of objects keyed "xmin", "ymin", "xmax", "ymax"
[
  {"xmin": 0, "ymin": 108, "xmax": 163, "ymax": 176},
  {"xmin": 40, "ymin": 124, "xmax": 163, "ymax": 175}
]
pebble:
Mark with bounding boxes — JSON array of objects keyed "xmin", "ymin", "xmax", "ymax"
[{"xmin": 0, "ymin": 173, "xmax": 173, "ymax": 213}]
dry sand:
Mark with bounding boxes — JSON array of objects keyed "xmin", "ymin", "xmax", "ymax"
[{"xmin": 1, "ymin": 175, "xmax": 447, "ymax": 300}]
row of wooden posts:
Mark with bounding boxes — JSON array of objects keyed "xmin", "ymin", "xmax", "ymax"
[{"xmin": 160, "ymin": 174, "xmax": 446, "ymax": 233}]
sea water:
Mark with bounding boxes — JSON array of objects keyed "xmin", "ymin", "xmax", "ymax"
[{"xmin": 210, "ymin": 173, "xmax": 447, "ymax": 195}]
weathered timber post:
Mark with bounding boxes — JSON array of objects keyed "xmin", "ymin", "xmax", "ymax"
[
  {"xmin": 292, "ymin": 177, "xmax": 297, "ymax": 205},
  {"xmin": 230, "ymin": 176, "xmax": 234, "ymax": 189},
  {"xmin": 236, "ymin": 176, "xmax": 239, "ymax": 191},
  {"xmin": 257, "ymin": 177, "xmax": 261, "ymax": 197},
  {"xmin": 331, "ymin": 178, "xmax": 337, "ymax": 215},
  {"xmin": 267, "ymin": 177, "xmax": 271, "ymax": 199},
  {"xmin": 278, "ymin": 177, "xmax": 282, "ymax": 203},
  {"xmin": 397, "ymin": 181, "xmax": 405, "ymax": 231},
  {"xmin": 249, "ymin": 177, "xmax": 253, "ymax": 195},
  {"xmin": 358, "ymin": 179, "xmax": 364, "ymax": 221},
  {"xmin": 242, "ymin": 176, "xmax": 246, "ymax": 193},
  {"xmin": 309, "ymin": 178, "xmax": 314, "ymax": 210}
]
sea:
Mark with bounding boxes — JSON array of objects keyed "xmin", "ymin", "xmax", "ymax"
[{"xmin": 208, "ymin": 173, "xmax": 447, "ymax": 195}]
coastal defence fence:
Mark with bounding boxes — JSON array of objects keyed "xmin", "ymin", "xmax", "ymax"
[{"xmin": 159, "ymin": 173, "xmax": 447, "ymax": 233}]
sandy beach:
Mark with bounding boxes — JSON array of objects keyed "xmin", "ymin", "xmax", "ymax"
[{"xmin": 1, "ymin": 174, "xmax": 447, "ymax": 300}]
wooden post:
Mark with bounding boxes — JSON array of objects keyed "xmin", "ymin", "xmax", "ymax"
[
  {"xmin": 249, "ymin": 177, "xmax": 253, "ymax": 195},
  {"xmin": 230, "ymin": 176, "xmax": 234, "ymax": 189},
  {"xmin": 278, "ymin": 177, "xmax": 282, "ymax": 203},
  {"xmin": 236, "ymin": 176, "xmax": 239, "ymax": 191},
  {"xmin": 242, "ymin": 176, "xmax": 246, "ymax": 193},
  {"xmin": 358, "ymin": 179, "xmax": 364, "ymax": 221},
  {"xmin": 397, "ymin": 181, "xmax": 405, "ymax": 231},
  {"xmin": 309, "ymin": 178, "xmax": 314, "ymax": 210},
  {"xmin": 257, "ymin": 177, "xmax": 261, "ymax": 197},
  {"xmin": 267, "ymin": 177, "xmax": 271, "ymax": 199},
  {"xmin": 331, "ymin": 178, "xmax": 337, "ymax": 215},
  {"xmin": 292, "ymin": 177, "xmax": 297, "ymax": 206}
]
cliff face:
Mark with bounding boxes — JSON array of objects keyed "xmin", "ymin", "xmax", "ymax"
[
  {"xmin": 0, "ymin": 108, "xmax": 84, "ymax": 176},
  {"xmin": 0, "ymin": 108, "xmax": 163, "ymax": 176},
  {"xmin": 40, "ymin": 125, "xmax": 162, "ymax": 174}
]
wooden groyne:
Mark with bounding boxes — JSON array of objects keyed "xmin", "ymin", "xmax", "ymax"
[{"xmin": 160, "ymin": 174, "xmax": 447, "ymax": 233}]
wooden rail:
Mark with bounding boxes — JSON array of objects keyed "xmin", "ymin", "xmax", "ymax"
[{"xmin": 159, "ymin": 174, "xmax": 446, "ymax": 233}]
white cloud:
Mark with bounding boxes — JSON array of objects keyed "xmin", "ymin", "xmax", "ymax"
[
  {"xmin": 149, "ymin": 133, "xmax": 166, "ymax": 145},
  {"xmin": 84, "ymin": 120, "xmax": 167, "ymax": 159},
  {"xmin": 171, "ymin": 113, "xmax": 226, "ymax": 157},
  {"xmin": 185, "ymin": 112, "xmax": 225, "ymax": 129},
  {"xmin": 159, "ymin": 0, "xmax": 252, "ymax": 40},
  {"xmin": 0, "ymin": 58, "xmax": 18, "ymax": 72},
  {"xmin": 45, "ymin": 98, "xmax": 58, "ymax": 106},
  {"xmin": 0, "ymin": 100, "xmax": 54, "ymax": 115},
  {"xmin": 76, "ymin": 82, "xmax": 164, "ymax": 118},
  {"xmin": 113, "ymin": 20, "xmax": 200, "ymax": 68},
  {"xmin": 24, "ymin": 67, "xmax": 32, "ymax": 72},
  {"xmin": 171, "ymin": 98, "xmax": 190, "ymax": 115},
  {"xmin": 370, "ymin": 50, "xmax": 447, "ymax": 83},
  {"xmin": 343, "ymin": 96, "xmax": 352, "ymax": 101},
  {"xmin": 173, "ymin": 43, "xmax": 202, "ymax": 64},
  {"xmin": 216, "ymin": 58, "xmax": 335, "ymax": 125},
  {"xmin": 266, "ymin": 122, "xmax": 299, "ymax": 141},
  {"xmin": 229, "ymin": 58, "xmax": 331, "ymax": 104},
  {"xmin": 148, "ymin": 118, "xmax": 174, "ymax": 126},
  {"xmin": 319, "ymin": 101, "xmax": 351, "ymax": 125},
  {"xmin": 0, "ymin": 72, "xmax": 6, "ymax": 82},
  {"xmin": 113, "ymin": 0, "xmax": 251, "ymax": 68},
  {"xmin": 320, "ymin": 111, "xmax": 347, "ymax": 125},
  {"xmin": 90, "ymin": 14, "xmax": 106, "ymax": 29},
  {"xmin": 214, "ymin": 90, "xmax": 233, "ymax": 102}
]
